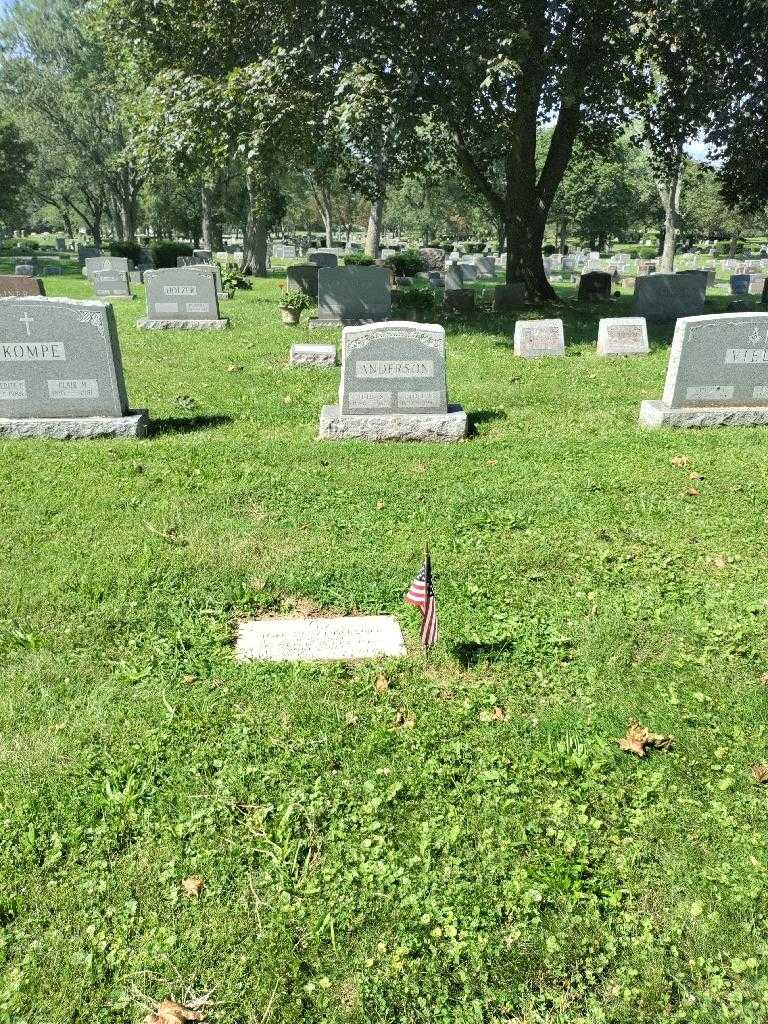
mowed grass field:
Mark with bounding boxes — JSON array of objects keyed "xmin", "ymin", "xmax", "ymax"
[{"xmin": 2, "ymin": 272, "xmax": 768, "ymax": 1024}]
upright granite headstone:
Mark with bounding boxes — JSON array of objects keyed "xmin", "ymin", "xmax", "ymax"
[
  {"xmin": 308, "ymin": 251, "xmax": 338, "ymax": 269},
  {"xmin": 286, "ymin": 263, "xmax": 319, "ymax": 299},
  {"xmin": 139, "ymin": 268, "xmax": 228, "ymax": 330},
  {"xmin": 578, "ymin": 271, "xmax": 612, "ymax": 302},
  {"xmin": 639, "ymin": 312, "xmax": 768, "ymax": 427},
  {"xmin": 458, "ymin": 263, "xmax": 478, "ymax": 282},
  {"xmin": 636, "ymin": 260, "xmax": 657, "ymax": 277},
  {"xmin": 633, "ymin": 273, "xmax": 705, "ymax": 322},
  {"xmin": 444, "ymin": 289, "xmax": 475, "ymax": 313},
  {"xmin": 494, "ymin": 283, "xmax": 527, "ymax": 312},
  {"xmin": 763, "ymin": 279, "xmax": 768, "ymax": 306},
  {"xmin": 596, "ymin": 317, "xmax": 649, "ymax": 356},
  {"xmin": 475, "ymin": 256, "xmax": 496, "ymax": 280},
  {"xmin": 444, "ymin": 265, "xmax": 464, "ymax": 290},
  {"xmin": 55, "ymin": 237, "xmax": 66, "ymax": 252},
  {"xmin": 85, "ymin": 256, "xmax": 131, "ymax": 278},
  {"xmin": 513, "ymin": 319, "xmax": 565, "ymax": 358},
  {"xmin": 193, "ymin": 249, "xmax": 212, "ymax": 263},
  {"xmin": 0, "ymin": 296, "xmax": 147, "ymax": 437},
  {"xmin": 91, "ymin": 269, "xmax": 133, "ymax": 300},
  {"xmin": 310, "ymin": 267, "xmax": 391, "ymax": 328},
  {"xmin": 418, "ymin": 247, "xmax": 446, "ymax": 272},
  {"xmin": 0, "ymin": 276, "xmax": 45, "ymax": 298},
  {"xmin": 77, "ymin": 245, "xmax": 100, "ymax": 267},
  {"xmin": 730, "ymin": 274, "xmax": 750, "ymax": 295},
  {"xmin": 319, "ymin": 321, "xmax": 467, "ymax": 441}
]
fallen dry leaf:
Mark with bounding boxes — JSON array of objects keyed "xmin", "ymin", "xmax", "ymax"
[
  {"xmin": 480, "ymin": 706, "xmax": 507, "ymax": 722},
  {"xmin": 345, "ymin": 711, "xmax": 359, "ymax": 726},
  {"xmin": 689, "ymin": 472, "xmax": 705, "ymax": 481},
  {"xmin": 438, "ymin": 688, "xmax": 455, "ymax": 701},
  {"xmin": 752, "ymin": 764, "xmax": 768, "ymax": 784},
  {"xmin": 182, "ymin": 674, "xmax": 197, "ymax": 685},
  {"xmin": 226, "ymin": 364, "xmax": 243, "ymax": 373},
  {"xmin": 487, "ymin": 459, "xmax": 498, "ymax": 466},
  {"xmin": 282, "ymin": 395, "xmax": 292, "ymax": 404},
  {"xmin": 712, "ymin": 555, "xmax": 731, "ymax": 569},
  {"xmin": 618, "ymin": 721, "xmax": 673, "ymax": 758},
  {"xmin": 182, "ymin": 876, "xmax": 205, "ymax": 899},
  {"xmin": 684, "ymin": 487, "xmax": 700, "ymax": 498},
  {"xmin": 670, "ymin": 455, "xmax": 691, "ymax": 468},
  {"xmin": 143, "ymin": 523, "xmax": 189, "ymax": 547},
  {"xmin": 761, "ymin": 673, "xmax": 768, "ymax": 686},
  {"xmin": 146, "ymin": 1000, "xmax": 205, "ymax": 1024},
  {"xmin": 376, "ymin": 500, "xmax": 385, "ymax": 509},
  {"xmin": 374, "ymin": 674, "xmax": 390, "ymax": 694},
  {"xmin": 393, "ymin": 710, "xmax": 415, "ymax": 729}
]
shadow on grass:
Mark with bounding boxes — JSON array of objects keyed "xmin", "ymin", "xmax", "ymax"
[
  {"xmin": 467, "ymin": 409, "xmax": 508, "ymax": 436},
  {"xmin": 148, "ymin": 414, "xmax": 234, "ymax": 437},
  {"xmin": 453, "ymin": 640, "xmax": 514, "ymax": 667}
]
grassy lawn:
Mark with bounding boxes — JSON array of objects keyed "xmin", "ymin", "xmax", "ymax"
[{"xmin": 2, "ymin": 272, "xmax": 768, "ymax": 1024}]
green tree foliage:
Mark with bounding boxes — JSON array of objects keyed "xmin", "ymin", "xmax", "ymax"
[{"xmin": 0, "ymin": 116, "xmax": 33, "ymax": 228}]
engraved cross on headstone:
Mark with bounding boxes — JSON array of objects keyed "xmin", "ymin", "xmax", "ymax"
[{"xmin": 19, "ymin": 312, "xmax": 34, "ymax": 336}]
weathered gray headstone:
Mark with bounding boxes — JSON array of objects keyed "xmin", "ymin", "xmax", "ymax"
[
  {"xmin": 578, "ymin": 271, "xmax": 612, "ymax": 302},
  {"xmin": 91, "ymin": 269, "xmax": 133, "ymax": 300},
  {"xmin": 639, "ymin": 312, "xmax": 768, "ymax": 427},
  {"xmin": 636, "ymin": 260, "xmax": 657, "ymax": 277},
  {"xmin": 513, "ymin": 319, "xmax": 565, "ymax": 358},
  {"xmin": 310, "ymin": 267, "xmax": 391, "ymax": 328},
  {"xmin": 418, "ymin": 247, "xmax": 446, "ymax": 272},
  {"xmin": 730, "ymin": 274, "xmax": 750, "ymax": 295},
  {"xmin": 0, "ymin": 296, "xmax": 147, "ymax": 437},
  {"xmin": 444, "ymin": 265, "xmax": 464, "ymax": 290},
  {"xmin": 290, "ymin": 343, "xmax": 336, "ymax": 367},
  {"xmin": 596, "ymin": 317, "xmax": 649, "ymax": 356},
  {"xmin": 286, "ymin": 263, "xmax": 319, "ymax": 299},
  {"xmin": 458, "ymin": 263, "xmax": 477, "ymax": 282},
  {"xmin": 428, "ymin": 272, "xmax": 445, "ymax": 288},
  {"xmin": 138, "ymin": 268, "xmax": 228, "ymax": 329},
  {"xmin": 55, "ymin": 238, "xmax": 66, "ymax": 252},
  {"xmin": 494, "ymin": 283, "xmax": 527, "ymax": 312},
  {"xmin": 0, "ymin": 276, "xmax": 46, "ymax": 299},
  {"xmin": 444, "ymin": 289, "xmax": 475, "ymax": 313},
  {"xmin": 633, "ymin": 273, "xmax": 705, "ymax": 322},
  {"xmin": 85, "ymin": 256, "xmax": 131, "ymax": 278},
  {"xmin": 15, "ymin": 265, "xmax": 34, "ymax": 277},
  {"xmin": 475, "ymin": 256, "xmax": 496, "ymax": 280},
  {"xmin": 319, "ymin": 321, "xmax": 467, "ymax": 441},
  {"xmin": 193, "ymin": 249, "xmax": 212, "ymax": 263},
  {"xmin": 308, "ymin": 251, "xmax": 338, "ymax": 269}
]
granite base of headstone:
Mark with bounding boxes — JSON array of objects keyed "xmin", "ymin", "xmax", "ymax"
[
  {"xmin": 0, "ymin": 296, "xmax": 147, "ymax": 438},
  {"xmin": 290, "ymin": 344, "xmax": 337, "ymax": 367},
  {"xmin": 513, "ymin": 319, "xmax": 565, "ymax": 358},
  {"xmin": 319, "ymin": 321, "xmax": 467, "ymax": 442},
  {"xmin": 639, "ymin": 312, "xmax": 768, "ymax": 428},
  {"xmin": 596, "ymin": 317, "xmax": 649, "ymax": 356},
  {"xmin": 494, "ymin": 283, "xmax": 527, "ymax": 312},
  {"xmin": 444, "ymin": 289, "xmax": 475, "ymax": 314}
]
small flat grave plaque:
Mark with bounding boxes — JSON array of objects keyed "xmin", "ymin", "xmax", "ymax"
[
  {"xmin": 235, "ymin": 615, "xmax": 407, "ymax": 662},
  {"xmin": 513, "ymin": 319, "xmax": 565, "ymax": 358},
  {"xmin": 597, "ymin": 317, "xmax": 649, "ymax": 356}
]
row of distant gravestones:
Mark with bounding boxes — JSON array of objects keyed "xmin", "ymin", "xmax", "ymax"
[{"xmin": 1, "ymin": 261, "xmax": 768, "ymax": 440}]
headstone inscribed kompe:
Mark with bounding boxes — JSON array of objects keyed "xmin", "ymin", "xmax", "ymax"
[
  {"xmin": 596, "ymin": 317, "xmax": 649, "ymax": 356},
  {"xmin": 0, "ymin": 296, "xmax": 147, "ymax": 438},
  {"xmin": 639, "ymin": 312, "xmax": 768, "ymax": 428},
  {"xmin": 319, "ymin": 321, "xmax": 468, "ymax": 441},
  {"xmin": 513, "ymin": 319, "xmax": 565, "ymax": 358},
  {"xmin": 139, "ymin": 268, "xmax": 228, "ymax": 330}
]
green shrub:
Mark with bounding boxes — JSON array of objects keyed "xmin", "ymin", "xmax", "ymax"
[
  {"xmin": 714, "ymin": 239, "xmax": 746, "ymax": 257},
  {"xmin": 394, "ymin": 286, "xmax": 436, "ymax": 311},
  {"xmin": 217, "ymin": 259, "xmax": 252, "ymax": 295},
  {"xmin": 463, "ymin": 242, "xmax": 486, "ymax": 254},
  {"xmin": 627, "ymin": 244, "xmax": 659, "ymax": 260},
  {"xmin": 385, "ymin": 249, "xmax": 424, "ymax": 277},
  {"xmin": 108, "ymin": 241, "xmax": 143, "ymax": 265},
  {"xmin": 542, "ymin": 244, "xmax": 557, "ymax": 256},
  {"xmin": 343, "ymin": 252, "xmax": 375, "ymax": 266},
  {"xmin": 279, "ymin": 289, "xmax": 313, "ymax": 313},
  {"xmin": 151, "ymin": 240, "xmax": 194, "ymax": 268}
]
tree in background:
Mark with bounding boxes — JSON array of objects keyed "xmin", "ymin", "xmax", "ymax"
[{"xmin": 0, "ymin": 116, "xmax": 33, "ymax": 229}]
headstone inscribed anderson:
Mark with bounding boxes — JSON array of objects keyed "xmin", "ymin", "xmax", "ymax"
[
  {"xmin": 513, "ymin": 319, "xmax": 565, "ymax": 358},
  {"xmin": 319, "ymin": 321, "xmax": 467, "ymax": 441},
  {"xmin": 596, "ymin": 317, "xmax": 649, "ymax": 356},
  {"xmin": 0, "ymin": 297, "xmax": 147, "ymax": 438},
  {"xmin": 639, "ymin": 312, "xmax": 768, "ymax": 427},
  {"xmin": 0, "ymin": 276, "xmax": 45, "ymax": 299},
  {"xmin": 139, "ymin": 268, "xmax": 228, "ymax": 330}
]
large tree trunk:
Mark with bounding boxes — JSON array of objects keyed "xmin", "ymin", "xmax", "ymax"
[
  {"xmin": 365, "ymin": 198, "xmax": 384, "ymax": 257},
  {"xmin": 729, "ymin": 233, "xmax": 739, "ymax": 257},
  {"xmin": 657, "ymin": 151, "xmax": 683, "ymax": 273},
  {"xmin": 244, "ymin": 167, "xmax": 269, "ymax": 276},
  {"xmin": 506, "ymin": 209, "xmax": 554, "ymax": 302},
  {"xmin": 201, "ymin": 183, "xmax": 215, "ymax": 250}
]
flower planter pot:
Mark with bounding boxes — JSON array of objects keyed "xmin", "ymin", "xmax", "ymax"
[{"xmin": 280, "ymin": 307, "xmax": 300, "ymax": 325}]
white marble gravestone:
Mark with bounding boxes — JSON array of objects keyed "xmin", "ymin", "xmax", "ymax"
[
  {"xmin": 596, "ymin": 317, "xmax": 649, "ymax": 356},
  {"xmin": 235, "ymin": 615, "xmax": 407, "ymax": 662},
  {"xmin": 290, "ymin": 344, "xmax": 337, "ymax": 367},
  {"xmin": 138, "ymin": 268, "xmax": 228, "ymax": 330},
  {"xmin": 513, "ymin": 319, "xmax": 565, "ymax": 358},
  {"xmin": 319, "ymin": 321, "xmax": 467, "ymax": 441},
  {"xmin": 639, "ymin": 312, "xmax": 768, "ymax": 427},
  {"xmin": 0, "ymin": 296, "xmax": 147, "ymax": 437}
]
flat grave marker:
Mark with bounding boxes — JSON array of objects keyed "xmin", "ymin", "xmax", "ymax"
[
  {"xmin": 597, "ymin": 317, "xmax": 649, "ymax": 356},
  {"xmin": 513, "ymin": 319, "xmax": 565, "ymax": 358},
  {"xmin": 235, "ymin": 615, "xmax": 407, "ymax": 663}
]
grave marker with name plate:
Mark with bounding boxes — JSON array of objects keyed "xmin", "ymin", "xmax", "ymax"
[
  {"xmin": 85, "ymin": 256, "xmax": 131, "ymax": 278},
  {"xmin": 310, "ymin": 267, "xmax": 391, "ymax": 328},
  {"xmin": 639, "ymin": 312, "xmax": 768, "ymax": 427},
  {"xmin": 0, "ymin": 276, "xmax": 46, "ymax": 299},
  {"xmin": 0, "ymin": 296, "xmax": 147, "ymax": 437},
  {"xmin": 513, "ymin": 319, "xmax": 565, "ymax": 358},
  {"xmin": 235, "ymin": 615, "xmax": 406, "ymax": 662},
  {"xmin": 91, "ymin": 269, "xmax": 133, "ymax": 300},
  {"xmin": 596, "ymin": 317, "xmax": 649, "ymax": 356},
  {"xmin": 138, "ymin": 268, "xmax": 228, "ymax": 330},
  {"xmin": 319, "ymin": 321, "xmax": 467, "ymax": 441}
]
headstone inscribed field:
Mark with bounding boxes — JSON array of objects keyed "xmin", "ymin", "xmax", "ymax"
[
  {"xmin": 639, "ymin": 312, "xmax": 768, "ymax": 427},
  {"xmin": 513, "ymin": 319, "xmax": 565, "ymax": 358},
  {"xmin": 235, "ymin": 615, "xmax": 406, "ymax": 662},
  {"xmin": 139, "ymin": 268, "xmax": 228, "ymax": 330},
  {"xmin": 596, "ymin": 317, "xmax": 649, "ymax": 356},
  {"xmin": 0, "ymin": 296, "xmax": 146, "ymax": 437},
  {"xmin": 0, "ymin": 276, "xmax": 45, "ymax": 299},
  {"xmin": 311, "ymin": 267, "xmax": 391, "ymax": 327},
  {"xmin": 633, "ymin": 273, "xmax": 705, "ymax": 322},
  {"xmin": 319, "ymin": 321, "xmax": 467, "ymax": 441}
]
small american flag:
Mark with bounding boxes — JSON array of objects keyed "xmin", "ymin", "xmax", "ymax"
[{"xmin": 405, "ymin": 548, "xmax": 438, "ymax": 649}]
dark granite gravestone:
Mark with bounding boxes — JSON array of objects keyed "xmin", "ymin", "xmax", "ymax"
[
  {"xmin": 319, "ymin": 321, "xmax": 467, "ymax": 441},
  {"xmin": 286, "ymin": 263, "xmax": 319, "ymax": 298},
  {"xmin": 91, "ymin": 269, "xmax": 133, "ymax": 300},
  {"xmin": 15, "ymin": 265, "xmax": 34, "ymax": 277},
  {"xmin": 493, "ymin": 283, "xmax": 527, "ymax": 312},
  {"xmin": 444, "ymin": 265, "xmax": 464, "ymax": 290},
  {"xmin": 633, "ymin": 273, "xmax": 706, "ymax": 322},
  {"xmin": 0, "ymin": 296, "xmax": 147, "ymax": 437},
  {"xmin": 77, "ymin": 245, "xmax": 100, "ymax": 267},
  {"xmin": 193, "ymin": 249, "xmax": 212, "ymax": 263},
  {"xmin": 308, "ymin": 251, "xmax": 338, "ymax": 269},
  {"xmin": 0, "ymin": 276, "xmax": 46, "ymax": 298},
  {"xmin": 458, "ymin": 263, "xmax": 478, "ymax": 282},
  {"xmin": 597, "ymin": 317, "xmax": 649, "ymax": 356},
  {"xmin": 730, "ymin": 274, "xmax": 750, "ymax": 295},
  {"xmin": 56, "ymin": 238, "xmax": 66, "ymax": 251},
  {"xmin": 427, "ymin": 272, "xmax": 445, "ymax": 288},
  {"xmin": 138, "ymin": 268, "xmax": 228, "ymax": 330},
  {"xmin": 444, "ymin": 289, "xmax": 475, "ymax": 313},
  {"xmin": 310, "ymin": 267, "xmax": 391, "ymax": 328},
  {"xmin": 762, "ymin": 278, "xmax": 768, "ymax": 305},
  {"xmin": 577, "ymin": 271, "xmax": 612, "ymax": 302},
  {"xmin": 513, "ymin": 319, "xmax": 565, "ymax": 358},
  {"xmin": 639, "ymin": 312, "xmax": 768, "ymax": 427}
]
